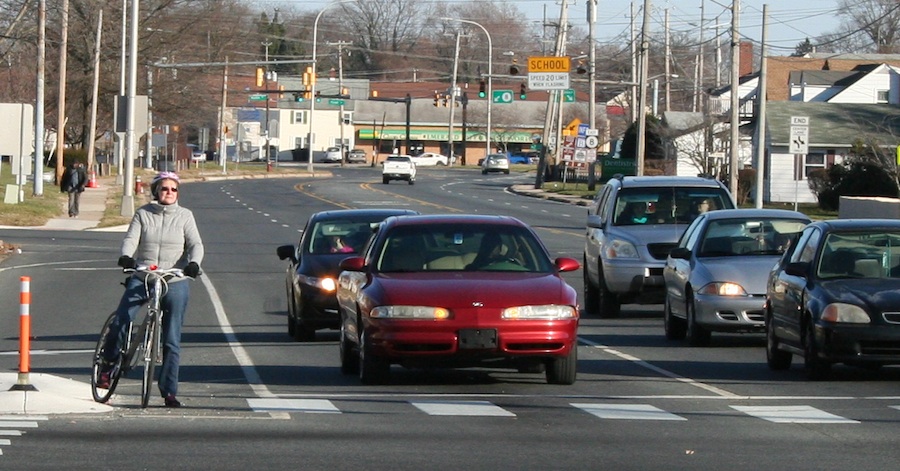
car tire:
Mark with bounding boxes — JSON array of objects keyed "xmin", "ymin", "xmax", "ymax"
[
  {"xmin": 482, "ymin": 169, "xmax": 487, "ymax": 175},
  {"xmin": 765, "ymin": 311, "xmax": 792, "ymax": 370},
  {"xmin": 359, "ymin": 329, "xmax": 389, "ymax": 385},
  {"xmin": 339, "ymin": 321, "xmax": 359, "ymax": 375},
  {"xmin": 408, "ymin": 178, "xmax": 414, "ymax": 185},
  {"xmin": 803, "ymin": 319, "xmax": 831, "ymax": 380},
  {"xmin": 286, "ymin": 287, "xmax": 296, "ymax": 338},
  {"xmin": 686, "ymin": 296, "xmax": 711, "ymax": 347},
  {"xmin": 291, "ymin": 300, "xmax": 317, "ymax": 342},
  {"xmin": 582, "ymin": 257, "xmax": 599, "ymax": 315},
  {"xmin": 664, "ymin": 295, "xmax": 687, "ymax": 340},
  {"xmin": 503, "ymin": 169, "xmax": 510, "ymax": 174},
  {"xmin": 597, "ymin": 267, "xmax": 621, "ymax": 318},
  {"xmin": 546, "ymin": 345, "xmax": 577, "ymax": 385},
  {"xmin": 382, "ymin": 177, "xmax": 389, "ymax": 184}
]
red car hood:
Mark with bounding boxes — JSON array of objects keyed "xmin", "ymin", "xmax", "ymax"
[{"xmin": 375, "ymin": 272, "xmax": 576, "ymax": 309}]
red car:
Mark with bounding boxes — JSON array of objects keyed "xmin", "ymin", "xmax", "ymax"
[{"xmin": 336, "ymin": 214, "xmax": 581, "ymax": 385}]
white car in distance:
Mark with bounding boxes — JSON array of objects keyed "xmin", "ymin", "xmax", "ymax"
[{"xmin": 409, "ymin": 152, "xmax": 451, "ymax": 166}]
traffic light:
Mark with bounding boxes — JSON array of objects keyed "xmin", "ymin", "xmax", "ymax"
[
  {"xmin": 478, "ymin": 80, "xmax": 486, "ymax": 98},
  {"xmin": 433, "ymin": 91, "xmax": 440, "ymax": 107},
  {"xmin": 509, "ymin": 59, "xmax": 519, "ymax": 75},
  {"xmin": 255, "ymin": 67, "xmax": 264, "ymax": 87},
  {"xmin": 576, "ymin": 60, "xmax": 587, "ymax": 74},
  {"xmin": 519, "ymin": 83, "xmax": 527, "ymax": 100}
]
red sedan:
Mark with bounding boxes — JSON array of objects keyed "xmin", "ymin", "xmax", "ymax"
[{"xmin": 336, "ymin": 214, "xmax": 581, "ymax": 385}]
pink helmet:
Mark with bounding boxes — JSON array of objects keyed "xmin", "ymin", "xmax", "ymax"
[{"xmin": 150, "ymin": 171, "xmax": 180, "ymax": 199}]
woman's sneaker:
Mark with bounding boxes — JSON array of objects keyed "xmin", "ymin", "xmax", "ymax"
[
  {"xmin": 164, "ymin": 394, "xmax": 181, "ymax": 408},
  {"xmin": 96, "ymin": 361, "xmax": 115, "ymax": 389}
]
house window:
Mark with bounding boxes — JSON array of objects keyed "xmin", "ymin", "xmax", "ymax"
[
  {"xmin": 804, "ymin": 153, "xmax": 825, "ymax": 177},
  {"xmin": 877, "ymin": 90, "xmax": 889, "ymax": 103},
  {"xmin": 293, "ymin": 111, "xmax": 308, "ymax": 124}
]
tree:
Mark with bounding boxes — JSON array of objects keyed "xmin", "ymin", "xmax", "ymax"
[
  {"xmin": 818, "ymin": 0, "xmax": 900, "ymax": 53},
  {"xmin": 792, "ymin": 38, "xmax": 815, "ymax": 57}
]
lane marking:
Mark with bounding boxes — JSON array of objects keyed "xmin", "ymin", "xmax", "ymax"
[
  {"xmin": 579, "ymin": 337, "xmax": 741, "ymax": 398},
  {"xmin": 248, "ymin": 398, "xmax": 340, "ymax": 414},
  {"xmin": 731, "ymin": 405, "xmax": 859, "ymax": 424},
  {"xmin": 572, "ymin": 403, "xmax": 687, "ymax": 421},
  {"xmin": 411, "ymin": 400, "xmax": 516, "ymax": 417}
]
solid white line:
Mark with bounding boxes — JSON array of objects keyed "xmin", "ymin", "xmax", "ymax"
[
  {"xmin": 578, "ymin": 337, "xmax": 741, "ymax": 398},
  {"xmin": 199, "ymin": 274, "xmax": 273, "ymax": 399}
]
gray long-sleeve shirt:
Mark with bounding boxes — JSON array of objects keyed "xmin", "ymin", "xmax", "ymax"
[{"xmin": 121, "ymin": 201, "xmax": 204, "ymax": 281}]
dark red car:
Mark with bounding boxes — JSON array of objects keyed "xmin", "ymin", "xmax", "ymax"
[{"xmin": 336, "ymin": 214, "xmax": 581, "ymax": 385}]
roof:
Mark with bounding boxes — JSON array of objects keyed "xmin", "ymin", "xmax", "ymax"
[
  {"xmin": 312, "ymin": 209, "xmax": 418, "ymax": 221},
  {"xmin": 704, "ymin": 208, "xmax": 810, "ymax": 222},
  {"xmin": 788, "ymin": 70, "xmax": 858, "ymax": 87},
  {"xmin": 765, "ymin": 56, "xmax": 900, "ymax": 101},
  {"xmin": 813, "ymin": 219, "xmax": 900, "ymax": 231},
  {"xmin": 386, "ymin": 214, "xmax": 525, "ymax": 227},
  {"xmin": 618, "ymin": 175, "xmax": 726, "ymax": 188},
  {"xmin": 765, "ymin": 102, "xmax": 900, "ymax": 148}
]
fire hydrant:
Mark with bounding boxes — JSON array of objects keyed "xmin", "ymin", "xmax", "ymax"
[
  {"xmin": 266, "ymin": 160, "xmax": 272, "ymax": 172},
  {"xmin": 135, "ymin": 175, "xmax": 143, "ymax": 194}
]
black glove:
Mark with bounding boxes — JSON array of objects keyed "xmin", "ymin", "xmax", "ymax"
[
  {"xmin": 183, "ymin": 262, "xmax": 201, "ymax": 278},
  {"xmin": 117, "ymin": 255, "xmax": 137, "ymax": 269}
]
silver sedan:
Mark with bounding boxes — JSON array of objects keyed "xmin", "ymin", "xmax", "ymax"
[{"xmin": 663, "ymin": 209, "xmax": 810, "ymax": 346}]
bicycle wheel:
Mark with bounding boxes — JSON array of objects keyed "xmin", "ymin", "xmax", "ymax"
[
  {"xmin": 91, "ymin": 312, "xmax": 123, "ymax": 403},
  {"xmin": 140, "ymin": 311, "xmax": 160, "ymax": 408}
]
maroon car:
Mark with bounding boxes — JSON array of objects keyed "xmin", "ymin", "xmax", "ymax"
[{"xmin": 336, "ymin": 214, "xmax": 581, "ymax": 385}]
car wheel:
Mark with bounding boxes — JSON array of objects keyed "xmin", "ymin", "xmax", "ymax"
[
  {"xmin": 286, "ymin": 286, "xmax": 296, "ymax": 338},
  {"xmin": 408, "ymin": 178, "xmax": 414, "ymax": 185},
  {"xmin": 359, "ymin": 329, "xmax": 389, "ymax": 385},
  {"xmin": 546, "ymin": 345, "xmax": 577, "ymax": 385},
  {"xmin": 503, "ymin": 169, "xmax": 510, "ymax": 174},
  {"xmin": 597, "ymin": 267, "xmax": 621, "ymax": 318},
  {"xmin": 686, "ymin": 296, "xmax": 711, "ymax": 347},
  {"xmin": 766, "ymin": 311, "xmax": 792, "ymax": 370},
  {"xmin": 482, "ymin": 169, "xmax": 487, "ymax": 175},
  {"xmin": 291, "ymin": 301, "xmax": 317, "ymax": 342},
  {"xmin": 339, "ymin": 321, "xmax": 359, "ymax": 375},
  {"xmin": 382, "ymin": 177, "xmax": 389, "ymax": 184},
  {"xmin": 803, "ymin": 319, "xmax": 831, "ymax": 380},
  {"xmin": 582, "ymin": 257, "xmax": 599, "ymax": 315},
  {"xmin": 664, "ymin": 295, "xmax": 687, "ymax": 340}
]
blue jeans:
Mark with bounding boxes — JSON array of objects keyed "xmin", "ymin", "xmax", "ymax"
[{"xmin": 104, "ymin": 275, "xmax": 190, "ymax": 397}]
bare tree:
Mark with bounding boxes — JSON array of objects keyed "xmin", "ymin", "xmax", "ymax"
[{"xmin": 817, "ymin": 0, "xmax": 900, "ymax": 53}]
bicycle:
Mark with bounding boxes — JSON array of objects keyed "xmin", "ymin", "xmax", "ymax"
[{"xmin": 90, "ymin": 265, "xmax": 185, "ymax": 407}]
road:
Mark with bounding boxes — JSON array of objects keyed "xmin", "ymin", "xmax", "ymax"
[{"xmin": 1, "ymin": 165, "xmax": 899, "ymax": 470}]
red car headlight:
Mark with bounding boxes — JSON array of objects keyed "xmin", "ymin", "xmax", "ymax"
[
  {"xmin": 502, "ymin": 305, "xmax": 577, "ymax": 320},
  {"xmin": 371, "ymin": 306, "xmax": 451, "ymax": 319}
]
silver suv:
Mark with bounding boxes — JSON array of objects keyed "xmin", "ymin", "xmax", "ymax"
[{"xmin": 583, "ymin": 175, "xmax": 735, "ymax": 317}]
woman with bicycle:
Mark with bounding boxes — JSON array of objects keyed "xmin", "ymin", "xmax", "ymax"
[{"xmin": 98, "ymin": 171, "xmax": 204, "ymax": 408}]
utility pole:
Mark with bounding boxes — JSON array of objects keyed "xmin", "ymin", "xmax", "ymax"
[
  {"xmin": 33, "ymin": 0, "xmax": 45, "ymax": 196},
  {"xmin": 696, "ymin": 0, "xmax": 705, "ymax": 113},
  {"xmin": 755, "ymin": 4, "xmax": 768, "ymax": 208},
  {"xmin": 86, "ymin": 10, "xmax": 102, "ymax": 174},
  {"xmin": 448, "ymin": 31, "xmax": 462, "ymax": 160},
  {"xmin": 329, "ymin": 40, "xmax": 353, "ymax": 165},
  {"xmin": 729, "ymin": 0, "xmax": 740, "ymax": 196},
  {"xmin": 630, "ymin": 1, "xmax": 637, "ymax": 123},
  {"xmin": 588, "ymin": 0, "xmax": 597, "ymax": 130},
  {"xmin": 635, "ymin": 0, "xmax": 652, "ymax": 176},
  {"xmin": 535, "ymin": 0, "xmax": 569, "ymax": 189},
  {"xmin": 262, "ymin": 39, "xmax": 271, "ymax": 164},
  {"xmin": 55, "ymin": 0, "xmax": 68, "ymax": 184},
  {"xmin": 664, "ymin": 8, "xmax": 671, "ymax": 113},
  {"xmin": 218, "ymin": 57, "xmax": 228, "ymax": 174}
]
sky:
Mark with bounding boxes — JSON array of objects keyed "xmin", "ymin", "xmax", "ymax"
[{"xmin": 264, "ymin": 0, "xmax": 843, "ymax": 56}]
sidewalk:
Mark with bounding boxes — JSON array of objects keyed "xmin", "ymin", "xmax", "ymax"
[{"xmin": 0, "ymin": 373, "xmax": 113, "ymax": 414}]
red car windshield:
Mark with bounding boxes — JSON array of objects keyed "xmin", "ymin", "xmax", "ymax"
[{"xmin": 376, "ymin": 224, "xmax": 554, "ymax": 273}]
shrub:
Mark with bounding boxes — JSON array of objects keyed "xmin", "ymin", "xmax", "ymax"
[{"xmin": 808, "ymin": 161, "xmax": 898, "ymax": 211}]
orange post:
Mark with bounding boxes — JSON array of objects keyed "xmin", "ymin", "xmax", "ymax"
[{"xmin": 13, "ymin": 276, "xmax": 35, "ymax": 390}]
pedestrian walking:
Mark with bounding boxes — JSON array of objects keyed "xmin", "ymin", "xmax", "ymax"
[{"xmin": 61, "ymin": 161, "xmax": 87, "ymax": 217}]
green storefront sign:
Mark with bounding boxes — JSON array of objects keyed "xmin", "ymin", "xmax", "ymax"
[
  {"xmin": 357, "ymin": 128, "xmax": 536, "ymax": 143},
  {"xmin": 600, "ymin": 156, "xmax": 637, "ymax": 181}
]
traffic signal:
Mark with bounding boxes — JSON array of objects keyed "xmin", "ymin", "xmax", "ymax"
[
  {"xmin": 576, "ymin": 60, "xmax": 587, "ymax": 74},
  {"xmin": 433, "ymin": 91, "xmax": 440, "ymax": 107},
  {"xmin": 478, "ymin": 80, "xmax": 486, "ymax": 98},
  {"xmin": 255, "ymin": 67, "xmax": 264, "ymax": 87},
  {"xmin": 509, "ymin": 59, "xmax": 519, "ymax": 75},
  {"xmin": 519, "ymin": 83, "xmax": 527, "ymax": 100}
]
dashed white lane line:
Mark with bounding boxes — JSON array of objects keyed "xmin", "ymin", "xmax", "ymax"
[{"xmin": 579, "ymin": 337, "xmax": 741, "ymax": 398}]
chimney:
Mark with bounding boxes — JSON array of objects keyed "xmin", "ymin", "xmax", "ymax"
[{"xmin": 739, "ymin": 41, "xmax": 754, "ymax": 77}]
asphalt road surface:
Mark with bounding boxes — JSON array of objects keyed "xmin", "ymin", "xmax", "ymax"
[{"xmin": 1, "ymin": 165, "xmax": 899, "ymax": 470}]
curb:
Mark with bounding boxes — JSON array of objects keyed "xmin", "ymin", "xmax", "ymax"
[{"xmin": 508, "ymin": 185, "xmax": 593, "ymax": 207}]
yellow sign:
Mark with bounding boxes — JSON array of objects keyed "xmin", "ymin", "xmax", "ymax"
[{"xmin": 527, "ymin": 56, "xmax": 571, "ymax": 73}]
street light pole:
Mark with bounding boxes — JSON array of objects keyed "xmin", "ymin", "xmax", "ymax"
[
  {"xmin": 309, "ymin": 0, "xmax": 357, "ymax": 173},
  {"xmin": 635, "ymin": 0, "xmax": 652, "ymax": 176},
  {"xmin": 442, "ymin": 18, "xmax": 492, "ymax": 158}
]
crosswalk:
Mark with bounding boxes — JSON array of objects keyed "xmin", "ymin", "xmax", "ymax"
[
  {"xmin": 245, "ymin": 397, "xmax": 896, "ymax": 424},
  {"xmin": 0, "ymin": 416, "xmax": 46, "ymax": 456}
]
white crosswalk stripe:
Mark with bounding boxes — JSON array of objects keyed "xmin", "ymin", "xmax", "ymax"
[
  {"xmin": 731, "ymin": 405, "xmax": 860, "ymax": 424},
  {"xmin": 411, "ymin": 400, "xmax": 516, "ymax": 417},
  {"xmin": 243, "ymin": 398, "xmax": 888, "ymax": 425},
  {"xmin": 572, "ymin": 403, "xmax": 687, "ymax": 421},
  {"xmin": 0, "ymin": 416, "xmax": 47, "ymax": 459}
]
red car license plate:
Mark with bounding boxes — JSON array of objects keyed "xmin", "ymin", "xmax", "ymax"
[{"xmin": 458, "ymin": 329, "xmax": 498, "ymax": 349}]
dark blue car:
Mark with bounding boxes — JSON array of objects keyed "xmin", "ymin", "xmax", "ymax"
[{"xmin": 766, "ymin": 219, "xmax": 900, "ymax": 379}]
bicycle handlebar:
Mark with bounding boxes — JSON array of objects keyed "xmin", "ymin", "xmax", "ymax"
[{"xmin": 123, "ymin": 265, "xmax": 186, "ymax": 279}]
